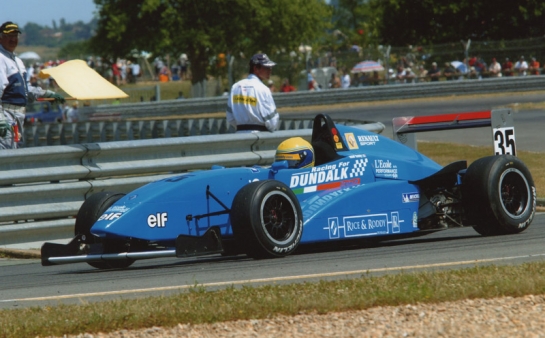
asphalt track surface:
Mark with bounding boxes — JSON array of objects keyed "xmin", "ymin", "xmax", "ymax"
[
  {"xmin": 1, "ymin": 91, "xmax": 544, "ymax": 309},
  {"xmin": 1, "ymin": 216, "xmax": 544, "ymax": 309}
]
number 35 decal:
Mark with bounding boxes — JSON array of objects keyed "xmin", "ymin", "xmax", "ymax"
[{"xmin": 493, "ymin": 127, "xmax": 516, "ymax": 156}]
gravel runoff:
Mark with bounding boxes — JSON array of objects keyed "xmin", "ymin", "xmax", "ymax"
[{"xmin": 57, "ymin": 294, "xmax": 545, "ymax": 338}]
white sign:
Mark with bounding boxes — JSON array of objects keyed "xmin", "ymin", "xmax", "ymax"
[{"xmin": 493, "ymin": 127, "xmax": 516, "ymax": 156}]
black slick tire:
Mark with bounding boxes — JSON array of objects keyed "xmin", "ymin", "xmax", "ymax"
[
  {"xmin": 230, "ymin": 180, "xmax": 303, "ymax": 259},
  {"xmin": 75, "ymin": 191, "xmax": 134, "ymax": 269},
  {"xmin": 462, "ymin": 155, "xmax": 536, "ymax": 236}
]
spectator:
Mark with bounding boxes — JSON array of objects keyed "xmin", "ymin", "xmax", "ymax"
[
  {"xmin": 307, "ymin": 71, "xmax": 320, "ymax": 91},
  {"xmin": 514, "ymin": 56, "xmax": 528, "ymax": 76},
  {"xmin": 341, "ymin": 68, "xmax": 351, "ymax": 88},
  {"xmin": 329, "ymin": 73, "xmax": 341, "ymax": 89},
  {"xmin": 66, "ymin": 103, "xmax": 78, "ymax": 123},
  {"xmin": 428, "ymin": 62, "xmax": 441, "ymax": 81},
  {"xmin": 129, "ymin": 61, "xmax": 142, "ymax": 83},
  {"xmin": 395, "ymin": 65, "xmax": 405, "ymax": 83},
  {"xmin": 370, "ymin": 71, "xmax": 380, "ymax": 85},
  {"xmin": 112, "ymin": 61, "xmax": 121, "ymax": 85},
  {"xmin": 29, "ymin": 75, "xmax": 39, "ymax": 87},
  {"xmin": 226, "ymin": 53, "xmax": 279, "ymax": 133},
  {"xmin": 0, "ymin": 21, "xmax": 64, "ymax": 149},
  {"xmin": 179, "ymin": 53, "xmax": 189, "ymax": 80},
  {"xmin": 473, "ymin": 56, "xmax": 487, "ymax": 78},
  {"xmin": 280, "ymin": 78, "xmax": 296, "ymax": 92},
  {"xmin": 529, "ymin": 57, "xmax": 540, "ymax": 75},
  {"xmin": 387, "ymin": 68, "xmax": 396, "ymax": 84},
  {"xmin": 176, "ymin": 91, "xmax": 185, "ymax": 99},
  {"xmin": 467, "ymin": 66, "xmax": 479, "ymax": 79},
  {"xmin": 443, "ymin": 62, "xmax": 455, "ymax": 80},
  {"xmin": 416, "ymin": 64, "xmax": 428, "ymax": 82},
  {"xmin": 403, "ymin": 67, "xmax": 416, "ymax": 83},
  {"xmin": 502, "ymin": 58, "xmax": 513, "ymax": 76},
  {"xmin": 488, "ymin": 58, "xmax": 502, "ymax": 77}
]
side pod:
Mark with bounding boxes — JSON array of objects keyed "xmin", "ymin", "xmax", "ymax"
[{"xmin": 410, "ymin": 160, "xmax": 467, "ymax": 189}]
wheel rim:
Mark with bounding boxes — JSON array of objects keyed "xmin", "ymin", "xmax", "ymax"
[
  {"xmin": 260, "ymin": 191, "xmax": 298, "ymax": 245},
  {"xmin": 498, "ymin": 168, "xmax": 530, "ymax": 218}
]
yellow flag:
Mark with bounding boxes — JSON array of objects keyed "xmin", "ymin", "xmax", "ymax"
[{"xmin": 38, "ymin": 60, "xmax": 128, "ymax": 100}]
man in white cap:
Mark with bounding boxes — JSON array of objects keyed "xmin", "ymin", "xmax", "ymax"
[
  {"xmin": 226, "ymin": 53, "xmax": 279, "ymax": 132},
  {"xmin": 0, "ymin": 21, "xmax": 65, "ymax": 148}
]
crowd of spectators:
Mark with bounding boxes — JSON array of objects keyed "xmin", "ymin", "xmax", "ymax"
[
  {"xmin": 378, "ymin": 54, "xmax": 543, "ymax": 86},
  {"xmin": 71, "ymin": 50, "xmax": 544, "ymax": 96}
]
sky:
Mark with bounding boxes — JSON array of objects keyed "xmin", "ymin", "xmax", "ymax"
[{"xmin": 1, "ymin": 0, "xmax": 97, "ymax": 27}]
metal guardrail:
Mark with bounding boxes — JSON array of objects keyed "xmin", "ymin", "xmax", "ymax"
[
  {"xmin": 0, "ymin": 121, "xmax": 384, "ymax": 245},
  {"xmin": 78, "ymin": 76, "xmax": 545, "ymax": 121}
]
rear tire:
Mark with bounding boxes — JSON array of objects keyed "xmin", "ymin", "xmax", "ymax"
[
  {"xmin": 462, "ymin": 155, "xmax": 536, "ymax": 236},
  {"xmin": 231, "ymin": 180, "xmax": 303, "ymax": 259},
  {"xmin": 75, "ymin": 191, "xmax": 134, "ymax": 269}
]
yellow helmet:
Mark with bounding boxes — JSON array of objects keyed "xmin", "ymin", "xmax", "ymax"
[{"xmin": 275, "ymin": 137, "xmax": 314, "ymax": 169}]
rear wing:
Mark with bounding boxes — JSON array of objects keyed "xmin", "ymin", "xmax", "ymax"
[{"xmin": 392, "ymin": 108, "xmax": 516, "ymax": 156}]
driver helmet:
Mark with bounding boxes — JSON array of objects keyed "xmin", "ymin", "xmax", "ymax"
[{"xmin": 275, "ymin": 137, "xmax": 314, "ymax": 169}]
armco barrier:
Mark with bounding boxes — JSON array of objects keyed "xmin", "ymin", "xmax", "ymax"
[
  {"xmin": 0, "ymin": 121, "xmax": 383, "ymax": 245},
  {"xmin": 78, "ymin": 76, "xmax": 545, "ymax": 121}
]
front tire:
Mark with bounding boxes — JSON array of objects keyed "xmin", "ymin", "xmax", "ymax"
[
  {"xmin": 75, "ymin": 191, "xmax": 134, "ymax": 269},
  {"xmin": 462, "ymin": 155, "xmax": 536, "ymax": 236},
  {"xmin": 230, "ymin": 180, "xmax": 303, "ymax": 259}
]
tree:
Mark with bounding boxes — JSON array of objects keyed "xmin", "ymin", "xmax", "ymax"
[
  {"xmin": 89, "ymin": 0, "xmax": 331, "ymax": 92},
  {"xmin": 331, "ymin": 0, "xmax": 378, "ymax": 49},
  {"xmin": 368, "ymin": 0, "xmax": 545, "ymax": 46}
]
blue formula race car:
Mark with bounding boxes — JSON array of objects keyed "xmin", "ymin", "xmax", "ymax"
[{"xmin": 41, "ymin": 114, "xmax": 536, "ymax": 269}]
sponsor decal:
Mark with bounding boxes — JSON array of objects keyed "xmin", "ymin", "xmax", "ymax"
[
  {"xmin": 402, "ymin": 192, "xmax": 420, "ymax": 203},
  {"xmin": 357, "ymin": 134, "xmax": 380, "ymax": 146},
  {"xmin": 106, "ymin": 205, "xmax": 130, "ymax": 213},
  {"xmin": 148, "ymin": 212, "xmax": 168, "ymax": 228},
  {"xmin": 328, "ymin": 217, "xmax": 340, "ymax": 239},
  {"xmin": 344, "ymin": 133, "xmax": 359, "ymax": 149},
  {"xmin": 232, "ymin": 94, "xmax": 257, "ymax": 106},
  {"xmin": 98, "ymin": 212, "xmax": 122, "ymax": 222},
  {"xmin": 412, "ymin": 212, "xmax": 418, "ymax": 228},
  {"xmin": 391, "ymin": 211, "xmax": 400, "ymax": 233},
  {"xmin": 289, "ymin": 158, "xmax": 368, "ymax": 192},
  {"xmin": 292, "ymin": 178, "xmax": 360, "ymax": 195},
  {"xmin": 304, "ymin": 186, "xmax": 360, "ymax": 220},
  {"xmin": 374, "ymin": 159, "xmax": 398, "ymax": 178},
  {"xmin": 330, "ymin": 211, "xmax": 404, "ymax": 238}
]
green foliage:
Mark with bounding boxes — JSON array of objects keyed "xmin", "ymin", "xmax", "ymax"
[
  {"xmin": 20, "ymin": 20, "xmax": 96, "ymax": 48},
  {"xmin": 329, "ymin": 0, "xmax": 378, "ymax": 50},
  {"xmin": 90, "ymin": 0, "xmax": 331, "ymax": 84},
  {"xmin": 57, "ymin": 41, "xmax": 92, "ymax": 60},
  {"xmin": 368, "ymin": 0, "xmax": 545, "ymax": 46}
]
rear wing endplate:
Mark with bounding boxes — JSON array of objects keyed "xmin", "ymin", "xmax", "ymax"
[{"xmin": 392, "ymin": 109, "xmax": 516, "ymax": 156}]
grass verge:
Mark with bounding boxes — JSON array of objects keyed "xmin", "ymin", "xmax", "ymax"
[{"xmin": 2, "ymin": 262, "xmax": 545, "ymax": 337}]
